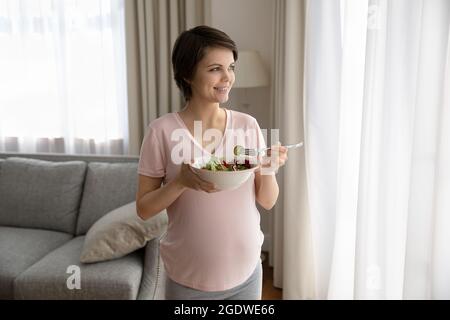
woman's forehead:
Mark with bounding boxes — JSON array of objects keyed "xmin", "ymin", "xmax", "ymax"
[{"xmin": 201, "ymin": 47, "xmax": 235, "ymax": 65}]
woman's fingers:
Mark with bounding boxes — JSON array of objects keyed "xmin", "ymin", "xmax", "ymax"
[
  {"xmin": 261, "ymin": 144, "xmax": 289, "ymax": 170},
  {"xmin": 262, "ymin": 145, "xmax": 288, "ymax": 168},
  {"xmin": 266, "ymin": 145, "xmax": 287, "ymax": 156},
  {"xmin": 200, "ymin": 182, "xmax": 216, "ymax": 192},
  {"xmin": 178, "ymin": 162, "xmax": 218, "ymax": 192},
  {"xmin": 191, "ymin": 174, "xmax": 217, "ymax": 192}
]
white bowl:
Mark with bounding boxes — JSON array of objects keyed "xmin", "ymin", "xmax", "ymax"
[{"xmin": 190, "ymin": 158, "xmax": 259, "ymax": 191}]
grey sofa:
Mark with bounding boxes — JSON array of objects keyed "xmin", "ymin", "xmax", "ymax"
[{"xmin": 0, "ymin": 152, "xmax": 165, "ymax": 300}]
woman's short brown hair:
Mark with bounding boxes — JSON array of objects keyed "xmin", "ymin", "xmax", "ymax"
[{"xmin": 172, "ymin": 25, "xmax": 238, "ymax": 101}]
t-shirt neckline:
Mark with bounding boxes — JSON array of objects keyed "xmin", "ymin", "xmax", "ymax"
[{"xmin": 173, "ymin": 108, "xmax": 231, "ymax": 156}]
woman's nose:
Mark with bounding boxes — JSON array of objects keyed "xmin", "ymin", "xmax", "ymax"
[{"xmin": 221, "ymin": 70, "xmax": 234, "ymax": 82}]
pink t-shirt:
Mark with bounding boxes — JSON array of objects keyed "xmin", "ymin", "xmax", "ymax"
[{"xmin": 138, "ymin": 108, "xmax": 267, "ymax": 291}]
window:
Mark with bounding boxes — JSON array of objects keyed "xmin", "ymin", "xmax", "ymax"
[{"xmin": 0, "ymin": 0, "xmax": 128, "ymax": 154}]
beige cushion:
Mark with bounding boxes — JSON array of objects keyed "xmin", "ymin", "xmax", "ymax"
[{"xmin": 80, "ymin": 201, "xmax": 168, "ymax": 263}]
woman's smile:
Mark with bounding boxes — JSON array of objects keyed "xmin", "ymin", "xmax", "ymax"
[{"xmin": 213, "ymin": 86, "xmax": 230, "ymax": 96}]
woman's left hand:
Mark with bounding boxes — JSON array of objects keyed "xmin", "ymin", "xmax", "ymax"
[{"xmin": 259, "ymin": 143, "xmax": 288, "ymax": 173}]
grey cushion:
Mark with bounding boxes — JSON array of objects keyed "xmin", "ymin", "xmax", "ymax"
[
  {"xmin": 0, "ymin": 157, "xmax": 86, "ymax": 233},
  {"xmin": 14, "ymin": 236, "xmax": 144, "ymax": 300},
  {"xmin": 0, "ymin": 226, "xmax": 72, "ymax": 299},
  {"xmin": 76, "ymin": 162, "xmax": 138, "ymax": 235},
  {"xmin": 137, "ymin": 235, "xmax": 166, "ymax": 300}
]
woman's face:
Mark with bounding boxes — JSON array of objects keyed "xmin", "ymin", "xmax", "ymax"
[{"xmin": 189, "ymin": 47, "xmax": 235, "ymax": 104}]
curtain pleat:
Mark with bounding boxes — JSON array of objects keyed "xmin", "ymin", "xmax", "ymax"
[
  {"xmin": 271, "ymin": 0, "xmax": 316, "ymax": 299},
  {"xmin": 125, "ymin": 0, "xmax": 207, "ymax": 155}
]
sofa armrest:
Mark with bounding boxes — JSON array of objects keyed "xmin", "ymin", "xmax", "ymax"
[{"xmin": 137, "ymin": 234, "xmax": 166, "ymax": 300}]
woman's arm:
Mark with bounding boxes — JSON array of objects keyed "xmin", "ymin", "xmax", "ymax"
[
  {"xmin": 136, "ymin": 163, "xmax": 218, "ymax": 220},
  {"xmin": 136, "ymin": 175, "xmax": 185, "ymax": 220},
  {"xmin": 254, "ymin": 145, "xmax": 288, "ymax": 210},
  {"xmin": 254, "ymin": 171, "xmax": 279, "ymax": 210}
]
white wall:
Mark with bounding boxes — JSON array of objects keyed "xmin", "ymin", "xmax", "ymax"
[{"xmin": 210, "ymin": 0, "xmax": 276, "ymax": 252}]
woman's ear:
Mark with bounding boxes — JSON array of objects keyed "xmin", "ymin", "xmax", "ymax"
[{"xmin": 183, "ymin": 78, "xmax": 191, "ymax": 85}]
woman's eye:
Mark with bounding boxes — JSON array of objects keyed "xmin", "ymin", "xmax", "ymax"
[{"xmin": 210, "ymin": 66, "xmax": 235, "ymax": 72}]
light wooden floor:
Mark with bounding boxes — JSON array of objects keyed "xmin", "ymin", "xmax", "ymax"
[{"xmin": 261, "ymin": 251, "xmax": 282, "ymax": 300}]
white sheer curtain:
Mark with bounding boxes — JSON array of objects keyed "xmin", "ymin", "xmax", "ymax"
[
  {"xmin": 0, "ymin": 0, "xmax": 128, "ymax": 155},
  {"xmin": 305, "ymin": 0, "xmax": 450, "ymax": 299}
]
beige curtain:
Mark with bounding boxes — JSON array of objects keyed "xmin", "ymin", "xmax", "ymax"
[
  {"xmin": 125, "ymin": 0, "xmax": 208, "ymax": 155},
  {"xmin": 270, "ymin": 0, "xmax": 316, "ymax": 299}
]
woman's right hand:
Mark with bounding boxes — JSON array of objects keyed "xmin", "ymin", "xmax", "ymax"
[{"xmin": 175, "ymin": 162, "xmax": 218, "ymax": 193}]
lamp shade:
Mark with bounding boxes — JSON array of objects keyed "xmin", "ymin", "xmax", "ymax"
[{"xmin": 234, "ymin": 50, "xmax": 270, "ymax": 88}]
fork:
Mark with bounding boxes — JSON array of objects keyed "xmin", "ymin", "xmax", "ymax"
[{"xmin": 234, "ymin": 142, "xmax": 304, "ymax": 157}]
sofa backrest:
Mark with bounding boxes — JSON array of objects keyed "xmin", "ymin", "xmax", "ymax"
[
  {"xmin": 75, "ymin": 161, "xmax": 139, "ymax": 235},
  {"xmin": 0, "ymin": 159, "xmax": 4, "ymax": 180},
  {"xmin": 0, "ymin": 157, "xmax": 86, "ymax": 234},
  {"xmin": 0, "ymin": 153, "xmax": 140, "ymax": 236}
]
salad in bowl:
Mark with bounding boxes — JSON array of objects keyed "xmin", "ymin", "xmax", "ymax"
[
  {"xmin": 190, "ymin": 156, "xmax": 259, "ymax": 191},
  {"xmin": 201, "ymin": 156, "xmax": 254, "ymax": 172}
]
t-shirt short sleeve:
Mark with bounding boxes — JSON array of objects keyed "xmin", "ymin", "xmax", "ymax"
[
  {"xmin": 138, "ymin": 125, "xmax": 166, "ymax": 178},
  {"xmin": 254, "ymin": 118, "xmax": 267, "ymax": 150}
]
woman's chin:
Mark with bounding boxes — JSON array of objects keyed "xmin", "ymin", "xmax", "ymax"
[{"xmin": 216, "ymin": 95, "xmax": 229, "ymax": 104}]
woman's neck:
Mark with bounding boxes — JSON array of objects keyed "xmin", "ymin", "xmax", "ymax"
[{"xmin": 181, "ymin": 99, "xmax": 222, "ymax": 123}]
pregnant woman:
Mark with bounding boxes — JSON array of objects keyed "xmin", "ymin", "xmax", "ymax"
[{"xmin": 136, "ymin": 25, "xmax": 288, "ymax": 300}]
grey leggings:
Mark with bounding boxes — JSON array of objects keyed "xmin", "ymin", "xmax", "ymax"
[{"xmin": 165, "ymin": 260, "xmax": 263, "ymax": 300}]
